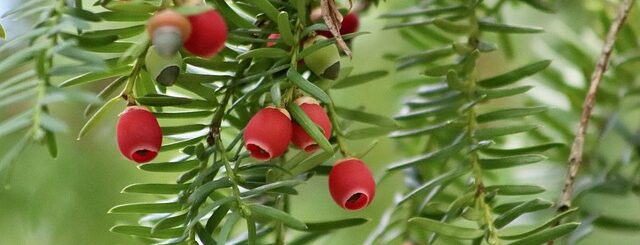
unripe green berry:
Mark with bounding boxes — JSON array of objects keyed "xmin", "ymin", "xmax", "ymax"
[
  {"xmin": 145, "ymin": 46, "xmax": 183, "ymax": 86},
  {"xmin": 303, "ymin": 36, "xmax": 341, "ymax": 80}
]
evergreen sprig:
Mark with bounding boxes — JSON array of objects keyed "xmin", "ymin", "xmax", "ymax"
[
  {"xmin": 0, "ymin": 0, "xmax": 389, "ymax": 244},
  {"xmin": 368, "ymin": 1, "xmax": 578, "ymax": 244}
]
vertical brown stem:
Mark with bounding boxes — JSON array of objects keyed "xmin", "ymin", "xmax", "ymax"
[{"xmin": 559, "ymin": 0, "xmax": 635, "ymax": 212}]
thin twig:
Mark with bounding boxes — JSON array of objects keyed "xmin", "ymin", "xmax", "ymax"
[{"xmin": 559, "ymin": 0, "xmax": 635, "ymax": 212}]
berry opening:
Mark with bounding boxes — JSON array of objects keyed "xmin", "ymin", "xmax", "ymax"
[
  {"xmin": 303, "ymin": 144, "xmax": 319, "ymax": 152},
  {"xmin": 344, "ymin": 192, "xmax": 369, "ymax": 210},
  {"xmin": 246, "ymin": 143, "xmax": 272, "ymax": 160},
  {"xmin": 131, "ymin": 149, "xmax": 158, "ymax": 163}
]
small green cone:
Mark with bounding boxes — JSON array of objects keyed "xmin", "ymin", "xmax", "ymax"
[
  {"xmin": 303, "ymin": 36, "xmax": 341, "ymax": 80},
  {"xmin": 145, "ymin": 46, "xmax": 182, "ymax": 86}
]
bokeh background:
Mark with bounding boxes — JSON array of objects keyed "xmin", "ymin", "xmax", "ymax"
[{"xmin": 1, "ymin": 0, "xmax": 640, "ymax": 244}]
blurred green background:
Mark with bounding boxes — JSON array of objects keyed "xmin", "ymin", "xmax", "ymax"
[{"xmin": 1, "ymin": 0, "xmax": 640, "ymax": 244}]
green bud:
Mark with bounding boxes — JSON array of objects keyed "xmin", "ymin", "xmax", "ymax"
[
  {"xmin": 145, "ymin": 46, "xmax": 182, "ymax": 86},
  {"xmin": 303, "ymin": 36, "xmax": 341, "ymax": 80}
]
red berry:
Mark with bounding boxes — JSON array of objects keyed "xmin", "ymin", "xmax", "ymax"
[
  {"xmin": 266, "ymin": 33, "xmax": 280, "ymax": 47},
  {"xmin": 117, "ymin": 106, "xmax": 163, "ymax": 164},
  {"xmin": 243, "ymin": 107, "xmax": 292, "ymax": 160},
  {"xmin": 328, "ymin": 158, "xmax": 376, "ymax": 210},
  {"xmin": 340, "ymin": 13, "xmax": 360, "ymax": 35},
  {"xmin": 317, "ymin": 12, "xmax": 360, "ymax": 38},
  {"xmin": 184, "ymin": 10, "xmax": 227, "ymax": 58},
  {"xmin": 291, "ymin": 97, "xmax": 331, "ymax": 152}
]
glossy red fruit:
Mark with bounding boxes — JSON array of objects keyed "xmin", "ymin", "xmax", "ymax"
[
  {"xmin": 266, "ymin": 33, "xmax": 280, "ymax": 47},
  {"xmin": 243, "ymin": 107, "xmax": 292, "ymax": 160},
  {"xmin": 318, "ymin": 12, "xmax": 360, "ymax": 38},
  {"xmin": 328, "ymin": 158, "xmax": 376, "ymax": 210},
  {"xmin": 184, "ymin": 10, "xmax": 227, "ymax": 58},
  {"xmin": 117, "ymin": 106, "xmax": 163, "ymax": 164},
  {"xmin": 291, "ymin": 97, "xmax": 331, "ymax": 152},
  {"xmin": 340, "ymin": 13, "xmax": 360, "ymax": 35}
]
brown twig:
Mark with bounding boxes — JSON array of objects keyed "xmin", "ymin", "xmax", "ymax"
[
  {"xmin": 549, "ymin": 3, "xmax": 635, "ymax": 244},
  {"xmin": 558, "ymin": 0, "xmax": 635, "ymax": 214}
]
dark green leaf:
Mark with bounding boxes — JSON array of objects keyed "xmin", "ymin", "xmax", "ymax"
[
  {"xmin": 248, "ymin": 0, "xmax": 279, "ymax": 22},
  {"xmin": 478, "ymin": 60, "xmax": 551, "ymax": 88},
  {"xmin": 388, "ymin": 134, "xmax": 466, "ymax": 171},
  {"xmin": 397, "ymin": 47, "xmax": 455, "ymax": 70},
  {"xmin": 334, "ymin": 106, "xmax": 397, "ymax": 128},
  {"xmin": 59, "ymin": 66, "xmax": 131, "ymax": 87},
  {"xmin": 477, "ymin": 106, "xmax": 547, "ymax": 123},
  {"xmin": 121, "ymin": 183, "xmax": 189, "ymax": 195},
  {"xmin": 136, "ymin": 94, "xmax": 196, "ymax": 106},
  {"xmin": 433, "ymin": 18, "xmax": 470, "ymax": 33},
  {"xmin": 153, "ymin": 211, "xmax": 188, "ymax": 232},
  {"xmin": 189, "ymin": 196, "xmax": 234, "ymax": 230},
  {"xmin": 81, "ymin": 25, "xmax": 145, "ymax": 38},
  {"xmin": 380, "ymin": 5, "xmax": 468, "ymax": 18},
  {"xmin": 494, "ymin": 198, "xmax": 554, "ymax": 228},
  {"xmin": 507, "ymin": 223, "xmax": 580, "ymax": 245},
  {"xmin": 287, "ymin": 69, "xmax": 332, "ymax": 104},
  {"xmin": 344, "ymin": 127, "xmax": 393, "ymax": 140},
  {"xmin": 289, "ymin": 149, "xmax": 335, "ymax": 176},
  {"xmin": 97, "ymin": 11, "xmax": 150, "ymax": 22},
  {"xmin": 248, "ymin": 204, "xmax": 307, "ymax": 230},
  {"xmin": 521, "ymin": 0, "xmax": 556, "ymax": 13},
  {"xmin": 394, "ymin": 104, "xmax": 456, "ymax": 120},
  {"xmin": 237, "ymin": 48, "xmax": 289, "ymax": 60},
  {"xmin": 500, "ymin": 208, "xmax": 578, "ymax": 240},
  {"xmin": 241, "ymin": 180, "xmax": 303, "ymax": 198},
  {"xmin": 485, "ymin": 185, "xmax": 546, "ymax": 195},
  {"xmin": 594, "ymin": 216, "xmax": 640, "ymax": 231},
  {"xmin": 277, "ymin": 12, "xmax": 294, "ymax": 45},
  {"xmin": 185, "ymin": 57, "xmax": 239, "ymax": 71},
  {"xmin": 188, "ymin": 179, "xmax": 233, "ymax": 203},
  {"xmin": 104, "ymin": 1, "xmax": 159, "ymax": 13},
  {"xmin": 332, "ymin": 70, "xmax": 389, "ymax": 89},
  {"xmin": 108, "ymin": 202, "xmax": 182, "ymax": 214},
  {"xmin": 138, "ymin": 159, "xmax": 199, "ymax": 172},
  {"xmin": 63, "ymin": 7, "xmax": 101, "ymax": 21},
  {"xmin": 77, "ymin": 97, "xmax": 121, "ymax": 140},
  {"xmin": 390, "ymin": 120, "xmax": 460, "ymax": 138},
  {"xmin": 475, "ymin": 124, "xmax": 538, "ymax": 140},
  {"xmin": 479, "ymin": 21, "xmax": 544, "ymax": 34},
  {"xmin": 409, "ymin": 217, "xmax": 483, "ymax": 239},
  {"xmin": 479, "ymin": 155, "xmax": 547, "ymax": 170},
  {"xmin": 399, "ymin": 167, "xmax": 468, "ymax": 205},
  {"xmin": 481, "ymin": 142, "xmax": 564, "ymax": 156},
  {"xmin": 296, "ymin": 218, "xmax": 370, "ymax": 231},
  {"xmin": 480, "ymin": 86, "xmax": 534, "ymax": 100},
  {"xmin": 211, "ymin": 0, "xmax": 254, "ymax": 29},
  {"xmin": 154, "ymin": 110, "xmax": 213, "ymax": 119},
  {"xmin": 44, "ymin": 129, "xmax": 57, "ymax": 158},
  {"xmin": 216, "ymin": 212, "xmax": 241, "ymax": 244}
]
